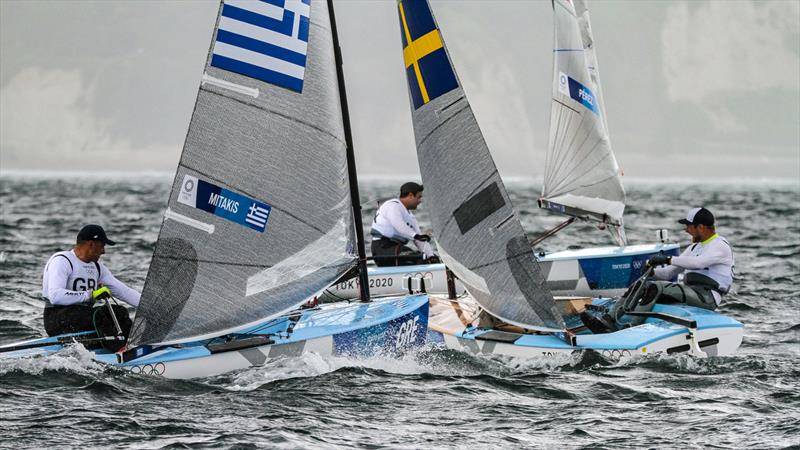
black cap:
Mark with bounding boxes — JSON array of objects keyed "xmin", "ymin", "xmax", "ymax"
[
  {"xmin": 677, "ymin": 207, "xmax": 715, "ymax": 226},
  {"xmin": 400, "ymin": 182, "xmax": 423, "ymax": 197},
  {"xmin": 76, "ymin": 224, "xmax": 116, "ymax": 246}
]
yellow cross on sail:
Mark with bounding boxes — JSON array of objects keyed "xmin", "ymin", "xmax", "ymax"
[{"xmin": 397, "ymin": 0, "xmax": 458, "ymax": 109}]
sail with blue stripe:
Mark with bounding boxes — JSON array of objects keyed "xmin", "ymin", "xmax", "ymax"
[
  {"xmin": 129, "ymin": 0, "xmax": 358, "ymax": 346},
  {"xmin": 540, "ymin": 0, "xmax": 626, "ymax": 242}
]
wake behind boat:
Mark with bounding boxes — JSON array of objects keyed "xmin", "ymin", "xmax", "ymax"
[
  {"xmin": 1, "ymin": 0, "xmax": 428, "ymax": 378},
  {"xmin": 393, "ymin": 0, "xmax": 742, "ymax": 360}
]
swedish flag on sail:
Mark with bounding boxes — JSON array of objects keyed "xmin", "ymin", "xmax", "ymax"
[
  {"xmin": 398, "ymin": 0, "xmax": 458, "ymax": 109},
  {"xmin": 211, "ymin": 0, "xmax": 311, "ymax": 92}
]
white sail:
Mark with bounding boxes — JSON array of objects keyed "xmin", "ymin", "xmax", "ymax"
[{"xmin": 541, "ymin": 0, "xmax": 626, "ymax": 241}]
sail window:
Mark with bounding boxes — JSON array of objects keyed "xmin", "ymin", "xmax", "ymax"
[{"xmin": 453, "ymin": 182, "xmax": 506, "ymax": 235}]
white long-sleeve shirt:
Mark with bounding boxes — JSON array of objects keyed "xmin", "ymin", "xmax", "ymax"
[
  {"xmin": 42, "ymin": 250, "xmax": 141, "ymax": 307},
  {"xmin": 654, "ymin": 233, "xmax": 734, "ymax": 305},
  {"xmin": 371, "ymin": 199, "xmax": 434, "ymax": 258}
]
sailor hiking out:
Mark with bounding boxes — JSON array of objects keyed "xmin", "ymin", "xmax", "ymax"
[
  {"xmin": 41, "ymin": 225, "xmax": 140, "ymax": 350},
  {"xmin": 582, "ymin": 207, "xmax": 735, "ymax": 333},
  {"xmin": 370, "ymin": 182, "xmax": 439, "ymax": 267}
]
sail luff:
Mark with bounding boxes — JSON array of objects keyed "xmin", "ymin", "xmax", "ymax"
[
  {"xmin": 540, "ymin": 0, "xmax": 626, "ymax": 235},
  {"xmin": 397, "ymin": 0, "xmax": 564, "ymax": 332},
  {"xmin": 129, "ymin": 0, "xmax": 358, "ymax": 346}
]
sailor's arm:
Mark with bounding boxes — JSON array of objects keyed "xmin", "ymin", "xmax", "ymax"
[
  {"xmin": 651, "ymin": 245, "xmax": 691, "ymax": 281},
  {"xmin": 403, "ymin": 212, "xmax": 434, "ymax": 258},
  {"xmin": 414, "ymin": 240, "xmax": 435, "ymax": 259},
  {"xmin": 99, "ymin": 265, "xmax": 141, "ymax": 307},
  {"xmin": 671, "ymin": 243, "xmax": 730, "ymax": 270},
  {"xmin": 653, "ymin": 264, "xmax": 683, "ymax": 281},
  {"xmin": 45, "ymin": 258, "xmax": 91, "ymax": 305}
]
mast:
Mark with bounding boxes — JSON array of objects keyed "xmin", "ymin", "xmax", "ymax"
[{"xmin": 328, "ymin": 0, "xmax": 370, "ymax": 302}]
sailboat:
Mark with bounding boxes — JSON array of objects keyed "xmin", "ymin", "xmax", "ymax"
[
  {"xmin": 324, "ymin": 0, "xmax": 677, "ymax": 303},
  {"xmin": 395, "ymin": 0, "xmax": 742, "ymax": 358},
  {"xmin": 0, "ymin": 0, "xmax": 428, "ymax": 379},
  {"xmin": 534, "ymin": 0, "xmax": 679, "ymax": 289}
]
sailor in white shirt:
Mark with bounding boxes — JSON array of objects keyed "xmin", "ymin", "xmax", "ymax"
[
  {"xmin": 41, "ymin": 224, "xmax": 140, "ymax": 348},
  {"xmin": 582, "ymin": 207, "xmax": 734, "ymax": 333},
  {"xmin": 370, "ymin": 182, "xmax": 438, "ymax": 267}
]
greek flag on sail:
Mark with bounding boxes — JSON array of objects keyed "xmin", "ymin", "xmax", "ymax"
[
  {"xmin": 211, "ymin": 0, "xmax": 311, "ymax": 92},
  {"xmin": 178, "ymin": 175, "xmax": 273, "ymax": 233}
]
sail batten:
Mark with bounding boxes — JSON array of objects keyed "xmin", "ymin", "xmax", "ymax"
[
  {"xmin": 129, "ymin": 0, "xmax": 357, "ymax": 346},
  {"xmin": 541, "ymin": 0, "xmax": 626, "ymax": 236},
  {"xmin": 397, "ymin": 0, "xmax": 564, "ymax": 332}
]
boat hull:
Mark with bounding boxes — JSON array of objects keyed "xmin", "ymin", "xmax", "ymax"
[
  {"xmin": 323, "ymin": 243, "xmax": 680, "ymax": 300},
  {"xmin": 427, "ymin": 296, "xmax": 743, "ymax": 359},
  {"xmin": 1, "ymin": 295, "xmax": 429, "ymax": 379}
]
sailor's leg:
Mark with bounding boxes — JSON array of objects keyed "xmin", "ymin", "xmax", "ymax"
[
  {"xmin": 686, "ymin": 287, "xmax": 717, "ymax": 310},
  {"xmin": 371, "ymin": 238, "xmax": 401, "ymax": 267},
  {"xmin": 92, "ymin": 304, "xmax": 132, "ymax": 351},
  {"xmin": 43, "ymin": 305, "xmax": 95, "ymax": 337},
  {"xmin": 659, "ymin": 283, "xmax": 717, "ymax": 310},
  {"xmin": 395, "ymin": 246, "xmax": 426, "ymax": 266},
  {"xmin": 618, "ymin": 281, "xmax": 664, "ymax": 328},
  {"xmin": 600, "ymin": 277, "xmax": 655, "ymax": 327}
]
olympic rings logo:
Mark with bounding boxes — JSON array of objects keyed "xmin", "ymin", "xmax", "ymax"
[
  {"xmin": 128, "ymin": 362, "xmax": 166, "ymax": 376},
  {"xmin": 601, "ymin": 349, "xmax": 632, "ymax": 359}
]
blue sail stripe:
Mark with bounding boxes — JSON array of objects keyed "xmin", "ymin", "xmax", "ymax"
[
  {"xmin": 222, "ymin": 3, "xmax": 294, "ymax": 36},
  {"xmin": 211, "ymin": 54, "xmax": 303, "ymax": 91},
  {"xmin": 216, "ymin": 29, "xmax": 307, "ymax": 67},
  {"xmin": 261, "ymin": 0, "xmax": 286, "ymax": 7}
]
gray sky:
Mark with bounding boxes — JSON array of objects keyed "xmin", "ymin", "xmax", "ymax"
[{"xmin": 1, "ymin": 0, "xmax": 798, "ymax": 180}]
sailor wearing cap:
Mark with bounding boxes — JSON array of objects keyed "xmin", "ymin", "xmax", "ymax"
[
  {"xmin": 645, "ymin": 207, "xmax": 735, "ymax": 307},
  {"xmin": 370, "ymin": 182, "xmax": 439, "ymax": 267},
  {"xmin": 582, "ymin": 207, "xmax": 735, "ymax": 333},
  {"xmin": 41, "ymin": 225, "xmax": 141, "ymax": 347}
]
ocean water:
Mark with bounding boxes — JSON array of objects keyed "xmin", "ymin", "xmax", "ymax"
[{"xmin": 1, "ymin": 174, "xmax": 798, "ymax": 449}]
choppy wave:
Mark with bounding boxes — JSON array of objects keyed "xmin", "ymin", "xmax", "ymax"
[{"xmin": 1, "ymin": 176, "xmax": 798, "ymax": 448}]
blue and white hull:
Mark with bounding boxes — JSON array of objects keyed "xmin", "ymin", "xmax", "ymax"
[
  {"xmin": 0, "ymin": 295, "xmax": 429, "ymax": 379},
  {"xmin": 323, "ymin": 243, "xmax": 680, "ymax": 300},
  {"xmin": 427, "ymin": 296, "xmax": 743, "ymax": 359}
]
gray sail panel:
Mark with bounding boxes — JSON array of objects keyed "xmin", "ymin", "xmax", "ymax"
[
  {"xmin": 397, "ymin": 0, "xmax": 563, "ymax": 331},
  {"xmin": 542, "ymin": 0, "xmax": 626, "ymax": 229},
  {"xmin": 130, "ymin": 0, "xmax": 356, "ymax": 346}
]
